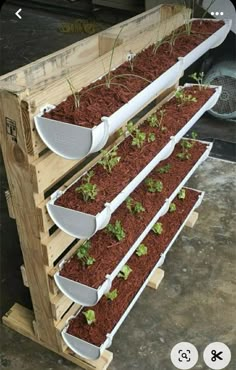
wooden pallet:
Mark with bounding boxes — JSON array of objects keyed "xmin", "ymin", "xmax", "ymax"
[{"xmin": 0, "ymin": 4, "xmax": 191, "ymax": 369}]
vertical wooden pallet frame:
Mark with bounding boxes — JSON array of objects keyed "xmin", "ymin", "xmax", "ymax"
[{"xmin": 0, "ymin": 5, "xmax": 190, "ymax": 369}]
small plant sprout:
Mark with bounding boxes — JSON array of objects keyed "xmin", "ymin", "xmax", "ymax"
[
  {"xmin": 175, "ymin": 90, "xmax": 197, "ymax": 106},
  {"xmin": 76, "ymin": 170, "xmax": 98, "ymax": 202},
  {"xmin": 76, "ymin": 241, "xmax": 96, "ymax": 266},
  {"xmin": 106, "ymin": 220, "xmax": 126, "ymax": 241},
  {"xmin": 157, "ymin": 109, "xmax": 167, "ymax": 132},
  {"xmin": 67, "ymin": 76, "xmax": 80, "ymax": 109},
  {"xmin": 147, "ymin": 114, "xmax": 158, "ymax": 127},
  {"xmin": 148, "ymin": 133, "xmax": 156, "ymax": 143},
  {"xmin": 127, "ymin": 50, "xmax": 136, "ymax": 72},
  {"xmin": 136, "ymin": 243, "xmax": 148, "ymax": 257},
  {"xmin": 156, "ymin": 163, "xmax": 171, "ymax": 174},
  {"xmin": 127, "ymin": 121, "xmax": 146, "ymax": 149},
  {"xmin": 126, "ymin": 196, "xmax": 145, "ymax": 215},
  {"xmin": 99, "ymin": 146, "xmax": 121, "ymax": 173},
  {"xmin": 191, "ymin": 131, "xmax": 198, "ymax": 140},
  {"xmin": 118, "ymin": 264, "xmax": 132, "ymax": 280},
  {"xmin": 105, "ymin": 289, "xmax": 118, "ymax": 301},
  {"xmin": 176, "ymin": 139, "xmax": 193, "ymax": 161},
  {"xmin": 189, "ymin": 72, "xmax": 205, "ymax": 90},
  {"xmin": 169, "ymin": 203, "xmax": 176, "ymax": 213},
  {"xmin": 178, "ymin": 188, "xmax": 186, "ymax": 200},
  {"xmin": 145, "ymin": 178, "xmax": 163, "ymax": 193},
  {"xmin": 152, "ymin": 222, "xmax": 163, "ymax": 235},
  {"xmin": 83, "ymin": 309, "xmax": 96, "ymax": 325}
]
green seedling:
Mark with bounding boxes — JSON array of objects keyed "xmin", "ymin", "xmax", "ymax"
[
  {"xmin": 118, "ymin": 264, "xmax": 132, "ymax": 280},
  {"xmin": 147, "ymin": 109, "xmax": 166, "ymax": 131},
  {"xmin": 145, "ymin": 178, "xmax": 163, "ymax": 193},
  {"xmin": 147, "ymin": 114, "xmax": 158, "ymax": 127},
  {"xmin": 105, "ymin": 289, "xmax": 118, "ymax": 301},
  {"xmin": 152, "ymin": 222, "xmax": 163, "ymax": 235},
  {"xmin": 169, "ymin": 203, "xmax": 176, "ymax": 213},
  {"xmin": 178, "ymin": 188, "xmax": 186, "ymax": 200},
  {"xmin": 76, "ymin": 241, "xmax": 96, "ymax": 266},
  {"xmin": 176, "ymin": 139, "xmax": 193, "ymax": 161},
  {"xmin": 191, "ymin": 131, "xmax": 198, "ymax": 140},
  {"xmin": 99, "ymin": 146, "xmax": 121, "ymax": 173},
  {"xmin": 126, "ymin": 197, "xmax": 145, "ymax": 215},
  {"xmin": 189, "ymin": 72, "xmax": 205, "ymax": 90},
  {"xmin": 67, "ymin": 76, "xmax": 80, "ymax": 109},
  {"xmin": 83, "ymin": 309, "xmax": 96, "ymax": 325},
  {"xmin": 148, "ymin": 133, "xmax": 156, "ymax": 143},
  {"xmin": 76, "ymin": 171, "xmax": 98, "ymax": 202},
  {"xmin": 136, "ymin": 243, "xmax": 148, "ymax": 257},
  {"xmin": 106, "ymin": 220, "xmax": 126, "ymax": 241},
  {"xmin": 175, "ymin": 90, "xmax": 197, "ymax": 106},
  {"xmin": 127, "ymin": 121, "xmax": 146, "ymax": 148},
  {"xmin": 156, "ymin": 163, "xmax": 171, "ymax": 174}
]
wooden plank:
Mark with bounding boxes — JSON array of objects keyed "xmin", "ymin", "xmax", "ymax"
[
  {"xmin": 20, "ymin": 265, "xmax": 29, "ymax": 288},
  {"xmin": 0, "ymin": 36, "xmax": 100, "ymax": 89},
  {"xmin": 0, "ymin": 90, "xmax": 59, "ymax": 348},
  {"xmin": 51, "ymin": 293, "xmax": 73, "ymax": 321},
  {"xmin": 185, "ymin": 211, "xmax": 199, "ymax": 228},
  {"xmin": 147, "ymin": 268, "xmax": 165, "ymax": 290},
  {"xmin": 42, "ymin": 229, "xmax": 76, "ymax": 267},
  {"xmin": 30, "ymin": 151, "xmax": 80, "ymax": 194},
  {"xmin": 5, "ymin": 190, "xmax": 16, "ymax": 219},
  {"xmin": 3, "ymin": 303, "xmax": 113, "ymax": 370},
  {"xmin": 55, "ymin": 303, "xmax": 81, "ymax": 351}
]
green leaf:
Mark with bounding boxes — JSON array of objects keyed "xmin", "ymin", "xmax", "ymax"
[
  {"xmin": 178, "ymin": 189, "xmax": 186, "ymax": 200},
  {"xmin": 83, "ymin": 309, "xmax": 96, "ymax": 325},
  {"xmin": 147, "ymin": 114, "xmax": 158, "ymax": 127},
  {"xmin": 156, "ymin": 164, "xmax": 171, "ymax": 174},
  {"xmin": 86, "ymin": 256, "xmax": 96, "ymax": 266},
  {"xmin": 105, "ymin": 289, "xmax": 118, "ymax": 301},
  {"xmin": 106, "ymin": 220, "xmax": 126, "ymax": 241},
  {"xmin": 77, "ymin": 241, "xmax": 90, "ymax": 259},
  {"xmin": 98, "ymin": 146, "xmax": 121, "ymax": 173},
  {"xmin": 148, "ymin": 133, "xmax": 156, "ymax": 142},
  {"xmin": 152, "ymin": 222, "xmax": 163, "ymax": 235},
  {"xmin": 136, "ymin": 243, "xmax": 148, "ymax": 257},
  {"xmin": 191, "ymin": 131, "xmax": 198, "ymax": 140},
  {"xmin": 145, "ymin": 178, "xmax": 163, "ymax": 193},
  {"xmin": 118, "ymin": 264, "xmax": 132, "ymax": 280},
  {"xmin": 169, "ymin": 203, "xmax": 176, "ymax": 212}
]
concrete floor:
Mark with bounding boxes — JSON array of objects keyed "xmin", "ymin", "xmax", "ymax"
[
  {"xmin": 0, "ymin": 1, "xmax": 236, "ymax": 369},
  {"xmin": 0, "ymin": 157, "xmax": 235, "ymax": 369}
]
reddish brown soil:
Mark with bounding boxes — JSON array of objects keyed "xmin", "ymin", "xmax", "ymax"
[
  {"xmin": 56, "ymin": 87, "xmax": 214, "ymax": 214},
  {"xmin": 67, "ymin": 188, "xmax": 200, "ymax": 346},
  {"xmin": 60, "ymin": 140, "xmax": 207, "ymax": 288},
  {"xmin": 44, "ymin": 20, "xmax": 223, "ymax": 127}
]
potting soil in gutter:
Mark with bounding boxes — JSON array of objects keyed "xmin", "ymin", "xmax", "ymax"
[
  {"xmin": 59, "ymin": 140, "xmax": 207, "ymax": 286},
  {"xmin": 62, "ymin": 188, "xmax": 203, "ymax": 360}
]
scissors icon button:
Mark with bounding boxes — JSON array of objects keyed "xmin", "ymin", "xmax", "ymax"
[
  {"xmin": 204, "ymin": 342, "xmax": 231, "ymax": 369},
  {"xmin": 211, "ymin": 350, "xmax": 223, "ymax": 361}
]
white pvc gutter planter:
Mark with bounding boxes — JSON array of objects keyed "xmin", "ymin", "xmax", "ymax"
[
  {"xmin": 54, "ymin": 140, "xmax": 212, "ymax": 307},
  {"xmin": 34, "ymin": 19, "xmax": 231, "ymax": 160},
  {"xmin": 61, "ymin": 188, "xmax": 204, "ymax": 360},
  {"xmin": 47, "ymin": 84, "xmax": 221, "ymax": 240}
]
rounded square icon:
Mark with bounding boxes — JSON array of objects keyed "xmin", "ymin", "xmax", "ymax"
[
  {"xmin": 203, "ymin": 342, "xmax": 231, "ymax": 369},
  {"xmin": 171, "ymin": 342, "xmax": 198, "ymax": 369}
]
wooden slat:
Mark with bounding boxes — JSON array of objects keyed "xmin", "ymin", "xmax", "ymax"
[
  {"xmin": 185, "ymin": 211, "xmax": 199, "ymax": 228},
  {"xmin": 5, "ymin": 190, "xmax": 16, "ymax": 219},
  {"xmin": 42, "ymin": 229, "xmax": 76, "ymax": 267},
  {"xmin": 51, "ymin": 293, "xmax": 73, "ymax": 321},
  {"xmin": 3, "ymin": 303, "xmax": 113, "ymax": 370},
  {"xmin": 0, "ymin": 90, "xmax": 59, "ymax": 348},
  {"xmin": 20, "ymin": 265, "xmax": 29, "ymax": 288},
  {"xmin": 147, "ymin": 268, "xmax": 165, "ymax": 290}
]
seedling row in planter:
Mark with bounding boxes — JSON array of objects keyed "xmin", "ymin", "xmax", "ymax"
[
  {"xmin": 35, "ymin": 18, "xmax": 230, "ymax": 159},
  {"xmin": 48, "ymin": 83, "xmax": 220, "ymax": 239},
  {"xmin": 55, "ymin": 138, "xmax": 212, "ymax": 306},
  {"xmin": 62, "ymin": 188, "xmax": 204, "ymax": 359}
]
